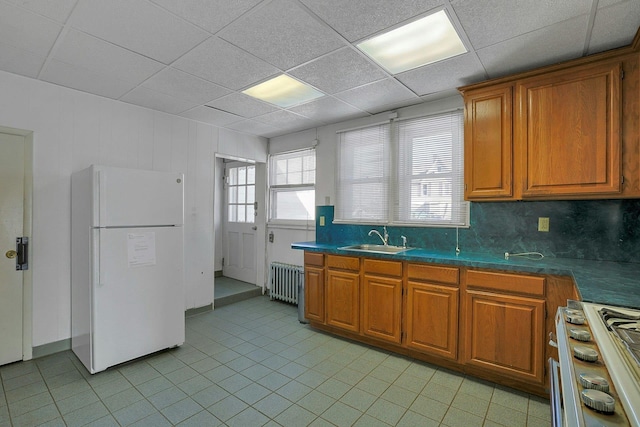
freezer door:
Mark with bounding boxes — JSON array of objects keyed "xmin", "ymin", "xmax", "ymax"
[
  {"xmin": 94, "ymin": 165, "xmax": 184, "ymax": 227},
  {"xmin": 91, "ymin": 227, "xmax": 184, "ymax": 373}
]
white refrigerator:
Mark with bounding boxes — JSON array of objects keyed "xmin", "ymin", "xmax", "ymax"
[{"xmin": 71, "ymin": 165, "xmax": 185, "ymax": 374}]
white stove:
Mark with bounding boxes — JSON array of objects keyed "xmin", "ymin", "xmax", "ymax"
[{"xmin": 553, "ymin": 301, "xmax": 640, "ymax": 427}]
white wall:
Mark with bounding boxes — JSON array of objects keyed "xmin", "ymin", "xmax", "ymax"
[
  {"xmin": 0, "ymin": 70, "xmax": 267, "ymax": 348},
  {"xmin": 266, "ymin": 96, "xmax": 464, "ymax": 271}
]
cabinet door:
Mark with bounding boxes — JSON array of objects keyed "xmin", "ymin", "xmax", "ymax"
[
  {"xmin": 464, "ymin": 290, "xmax": 545, "ymax": 384},
  {"xmin": 362, "ymin": 274, "xmax": 402, "ymax": 344},
  {"xmin": 464, "ymin": 85, "xmax": 513, "ymax": 199},
  {"xmin": 326, "ymin": 269, "xmax": 360, "ymax": 333},
  {"xmin": 518, "ymin": 61, "xmax": 621, "ymax": 197},
  {"xmin": 304, "ymin": 266, "xmax": 324, "ymax": 323},
  {"xmin": 406, "ymin": 281, "xmax": 459, "ymax": 360}
]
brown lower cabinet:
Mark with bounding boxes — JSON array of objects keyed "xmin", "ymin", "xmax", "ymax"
[
  {"xmin": 362, "ymin": 259, "xmax": 403, "ymax": 344},
  {"xmin": 304, "ymin": 251, "xmax": 577, "ymax": 396},
  {"xmin": 325, "ymin": 255, "xmax": 360, "ymax": 333},
  {"xmin": 303, "ymin": 252, "xmax": 324, "ymax": 323},
  {"xmin": 464, "ymin": 270, "xmax": 546, "ymax": 385}
]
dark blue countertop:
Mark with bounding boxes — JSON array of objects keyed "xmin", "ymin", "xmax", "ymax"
[{"xmin": 292, "ymin": 241, "xmax": 640, "ymax": 310}]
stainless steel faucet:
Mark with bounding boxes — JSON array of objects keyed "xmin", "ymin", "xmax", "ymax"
[{"xmin": 368, "ymin": 226, "xmax": 388, "ymax": 245}]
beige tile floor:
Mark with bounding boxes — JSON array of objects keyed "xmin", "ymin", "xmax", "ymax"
[{"xmin": 0, "ymin": 295, "xmax": 552, "ymax": 426}]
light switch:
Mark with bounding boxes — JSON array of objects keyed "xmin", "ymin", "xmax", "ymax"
[{"xmin": 538, "ymin": 217, "xmax": 550, "ymax": 232}]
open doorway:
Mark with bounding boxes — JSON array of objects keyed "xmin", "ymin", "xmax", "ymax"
[{"xmin": 213, "ymin": 155, "xmax": 266, "ymax": 307}]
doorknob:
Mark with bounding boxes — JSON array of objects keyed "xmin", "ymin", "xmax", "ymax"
[
  {"xmin": 5, "ymin": 250, "xmax": 17, "ymax": 259},
  {"xmin": 251, "ymin": 226, "xmax": 257, "ymax": 230}
]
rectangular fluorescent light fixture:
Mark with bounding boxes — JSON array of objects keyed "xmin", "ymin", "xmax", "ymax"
[
  {"xmin": 357, "ymin": 10, "xmax": 467, "ymax": 74},
  {"xmin": 242, "ymin": 74, "xmax": 324, "ymax": 108}
]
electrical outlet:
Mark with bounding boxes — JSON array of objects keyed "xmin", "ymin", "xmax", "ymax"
[
  {"xmin": 538, "ymin": 217, "xmax": 550, "ymax": 232},
  {"xmin": 319, "ymin": 216, "xmax": 325, "ymax": 226}
]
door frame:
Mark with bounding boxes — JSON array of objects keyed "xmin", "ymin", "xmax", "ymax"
[
  {"xmin": 212, "ymin": 153, "xmax": 267, "ymax": 295},
  {"xmin": 1, "ymin": 125, "xmax": 34, "ymax": 361}
]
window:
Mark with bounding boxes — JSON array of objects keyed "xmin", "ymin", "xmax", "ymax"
[
  {"xmin": 227, "ymin": 164, "xmax": 255, "ymax": 223},
  {"xmin": 336, "ymin": 111, "xmax": 469, "ymax": 227},
  {"xmin": 335, "ymin": 123, "xmax": 390, "ymax": 223},
  {"xmin": 269, "ymin": 148, "xmax": 316, "ymax": 222}
]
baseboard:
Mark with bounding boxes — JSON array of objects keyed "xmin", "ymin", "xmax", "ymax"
[
  {"xmin": 185, "ymin": 304, "xmax": 213, "ymax": 317},
  {"xmin": 214, "ymin": 270, "xmax": 223, "ymax": 277},
  {"xmin": 32, "ymin": 338, "xmax": 71, "ymax": 359}
]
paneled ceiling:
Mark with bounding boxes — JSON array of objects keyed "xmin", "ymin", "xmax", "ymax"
[{"xmin": 1, "ymin": 0, "xmax": 638, "ymax": 138}]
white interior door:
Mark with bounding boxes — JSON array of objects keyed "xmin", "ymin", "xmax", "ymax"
[
  {"xmin": 222, "ymin": 162, "xmax": 257, "ymax": 284},
  {"xmin": 1, "ymin": 133, "xmax": 24, "ymax": 366}
]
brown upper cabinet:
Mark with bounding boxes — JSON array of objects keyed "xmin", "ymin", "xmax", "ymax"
[
  {"xmin": 464, "ymin": 85, "xmax": 513, "ymax": 199},
  {"xmin": 518, "ymin": 62, "xmax": 621, "ymax": 198},
  {"xmin": 460, "ymin": 31, "xmax": 640, "ymax": 201}
]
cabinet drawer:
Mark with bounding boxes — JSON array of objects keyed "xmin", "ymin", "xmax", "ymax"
[
  {"xmin": 304, "ymin": 252, "xmax": 324, "ymax": 267},
  {"xmin": 466, "ymin": 270, "xmax": 545, "ymax": 296},
  {"xmin": 327, "ymin": 254, "xmax": 360, "ymax": 271},
  {"xmin": 363, "ymin": 259, "xmax": 402, "ymax": 277},
  {"xmin": 407, "ymin": 263, "xmax": 459, "ymax": 285}
]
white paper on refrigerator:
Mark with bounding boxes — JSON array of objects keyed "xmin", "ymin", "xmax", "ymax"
[{"xmin": 127, "ymin": 232, "xmax": 156, "ymax": 267}]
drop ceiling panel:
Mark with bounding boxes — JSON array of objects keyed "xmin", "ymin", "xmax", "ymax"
[
  {"xmin": 0, "ymin": 42, "xmax": 46, "ymax": 78},
  {"xmin": 289, "ymin": 97, "xmax": 368, "ymax": 123},
  {"xmin": 219, "ymin": 0, "xmax": 346, "ymax": 70},
  {"xmin": 299, "ymin": 0, "xmax": 444, "ymax": 42},
  {"xmin": 588, "ymin": 0, "xmax": 640, "ymax": 54},
  {"xmin": 397, "ymin": 53, "xmax": 487, "ymax": 96},
  {"xmin": 452, "ymin": 0, "xmax": 591, "ymax": 49},
  {"xmin": 181, "ymin": 106, "xmax": 244, "ymax": 126},
  {"xmin": 477, "ymin": 16, "xmax": 587, "ymax": 78},
  {"xmin": 121, "ymin": 86, "xmax": 200, "ymax": 114},
  {"xmin": 68, "ymin": 0, "xmax": 209, "ymax": 64},
  {"xmin": 254, "ymin": 109, "xmax": 320, "ymax": 130},
  {"xmin": 40, "ymin": 60, "xmax": 137, "ymax": 99},
  {"xmin": 141, "ymin": 68, "xmax": 231, "ymax": 104},
  {"xmin": 12, "ymin": 0, "xmax": 77, "ymax": 23},
  {"xmin": 206, "ymin": 93, "xmax": 279, "ymax": 118},
  {"xmin": 224, "ymin": 119, "xmax": 280, "ymax": 136},
  {"xmin": 335, "ymin": 79, "xmax": 419, "ymax": 112},
  {"xmin": 288, "ymin": 48, "xmax": 387, "ymax": 94},
  {"xmin": 0, "ymin": 3, "xmax": 62, "ymax": 57},
  {"xmin": 52, "ymin": 30, "xmax": 165, "ymax": 85},
  {"xmin": 173, "ymin": 37, "xmax": 279, "ymax": 90},
  {"xmin": 149, "ymin": 0, "xmax": 263, "ymax": 34}
]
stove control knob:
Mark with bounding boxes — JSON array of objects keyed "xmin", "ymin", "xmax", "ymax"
[
  {"xmin": 574, "ymin": 346, "xmax": 599, "ymax": 362},
  {"xmin": 579, "ymin": 374, "xmax": 610, "ymax": 392},
  {"xmin": 581, "ymin": 389, "xmax": 615, "ymax": 414},
  {"xmin": 566, "ymin": 314, "xmax": 586, "ymax": 325},
  {"xmin": 569, "ymin": 329, "xmax": 592, "ymax": 342}
]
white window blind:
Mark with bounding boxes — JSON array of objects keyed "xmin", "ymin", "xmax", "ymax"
[
  {"xmin": 335, "ymin": 111, "xmax": 469, "ymax": 227},
  {"xmin": 395, "ymin": 111, "xmax": 469, "ymax": 226},
  {"xmin": 269, "ymin": 148, "xmax": 316, "ymax": 221},
  {"xmin": 336, "ymin": 123, "xmax": 391, "ymax": 223}
]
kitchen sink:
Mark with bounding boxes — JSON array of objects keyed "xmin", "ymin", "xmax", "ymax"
[{"xmin": 339, "ymin": 244, "xmax": 412, "ymax": 254}]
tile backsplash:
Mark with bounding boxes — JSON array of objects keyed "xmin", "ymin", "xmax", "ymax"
[{"xmin": 315, "ymin": 199, "xmax": 640, "ymax": 263}]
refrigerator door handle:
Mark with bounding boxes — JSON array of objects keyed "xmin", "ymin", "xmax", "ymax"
[{"xmin": 93, "ymin": 230, "xmax": 104, "ymax": 287}]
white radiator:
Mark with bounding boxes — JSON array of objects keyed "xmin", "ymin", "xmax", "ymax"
[{"xmin": 269, "ymin": 262, "xmax": 303, "ymax": 304}]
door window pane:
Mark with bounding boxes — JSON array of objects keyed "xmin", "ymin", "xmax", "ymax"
[{"xmin": 227, "ymin": 164, "xmax": 256, "ymax": 224}]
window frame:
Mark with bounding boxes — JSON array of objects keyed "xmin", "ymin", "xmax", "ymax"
[
  {"xmin": 226, "ymin": 163, "xmax": 256, "ymax": 224},
  {"xmin": 335, "ymin": 110, "xmax": 469, "ymax": 228},
  {"xmin": 268, "ymin": 148, "xmax": 316, "ymax": 226}
]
